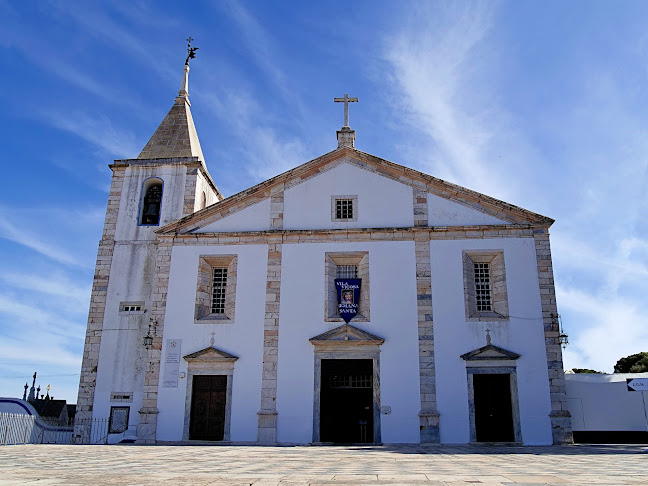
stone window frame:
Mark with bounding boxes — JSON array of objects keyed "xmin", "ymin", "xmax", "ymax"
[
  {"xmin": 137, "ymin": 177, "xmax": 164, "ymax": 227},
  {"xmin": 331, "ymin": 195, "xmax": 358, "ymax": 222},
  {"xmin": 195, "ymin": 255, "xmax": 237, "ymax": 324},
  {"xmin": 463, "ymin": 251, "xmax": 509, "ymax": 321},
  {"xmin": 118, "ymin": 301, "xmax": 145, "ymax": 315},
  {"xmin": 109, "ymin": 392, "xmax": 133, "ymax": 403},
  {"xmin": 324, "ymin": 252, "xmax": 370, "ymax": 322}
]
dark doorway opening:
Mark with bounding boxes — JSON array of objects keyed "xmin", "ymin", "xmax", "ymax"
[
  {"xmin": 189, "ymin": 375, "xmax": 227, "ymax": 441},
  {"xmin": 320, "ymin": 359, "xmax": 374, "ymax": 443},
  {"xmin": 473, "ymin": 373, "xmax": 515, "ymax": 442}
]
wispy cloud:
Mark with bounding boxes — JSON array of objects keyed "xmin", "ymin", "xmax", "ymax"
[
  {"xmin": 381, "ymin": 2, "xmax": 508, "ymax": 195},
  {"xmin": 0, "ymin": 214, "xmax": 82, "ymax": 268},
  {"xmin": 38, "ymin": 110, "xmax": 141, "ymax": 158},
  {"xmin": 0, "ymin": 205, "xmax": 102, "ymax": 269}
]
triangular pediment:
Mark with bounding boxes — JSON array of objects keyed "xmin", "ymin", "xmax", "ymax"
[
  {"xmin": 310, "ymin": 324, "xmax": 384, "ymax": 345},
  {"xmin": 460, "ymin": 344, "xmax": 520, "ymax": 361},
  {"xmin": 183, "ymin": 346, "xmax": 238, "ymax": 362},
  {"xmin": 157, "ymin": 147, "xmax": 553, "ymax": 235}
]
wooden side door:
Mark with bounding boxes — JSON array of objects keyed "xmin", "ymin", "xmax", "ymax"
[{"xmin": 189, "ymin": 375, "xmax": 227, "ymax": 441}]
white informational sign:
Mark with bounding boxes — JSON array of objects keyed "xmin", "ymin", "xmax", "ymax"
[
  {"xmin": 162, "ymin": 339, "xmax": 182, "ymax": 388},
  {"xmin": 626, "ymin": 378, "xmax": 648, "ymax": 391}
]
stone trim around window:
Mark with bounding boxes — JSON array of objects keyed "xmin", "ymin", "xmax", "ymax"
[
  {"xmin": 463, "ymin": 251, "xmax": 509, "ymax": 321},
  {"xmin": 331, "ymin": 195, "xmax": 358, "ymax": 222},
  {"xmin": 118, "ymin": 301, "xmax": 145, "ymax": 315},
  {"xmin": 195, "ymin": 255, "xmax": 237, "ymax": 324},
  {"xmin": 324, "ymin": 252, "xmax": 370, "ymax": 322}
]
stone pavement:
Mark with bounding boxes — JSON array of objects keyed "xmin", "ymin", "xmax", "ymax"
[{"xmin": 0, "ymin": 444, "xmax": 647, "ymax": 485}]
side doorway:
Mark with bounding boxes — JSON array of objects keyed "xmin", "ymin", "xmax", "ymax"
[{"xmin": 189, "ymin": 375, "xmax": 227, "ymax": 441}]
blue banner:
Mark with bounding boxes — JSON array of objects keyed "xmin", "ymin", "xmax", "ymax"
[{"xmin": 335, "ymin": 278, "xmax": 361, "ymax": 323}]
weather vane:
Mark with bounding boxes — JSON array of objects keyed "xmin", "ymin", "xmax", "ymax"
[{"xmin": 185, "ymin": 37, "xmax": 199, "ymax": 66}]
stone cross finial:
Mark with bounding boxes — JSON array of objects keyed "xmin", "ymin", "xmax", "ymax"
[
  {"xmin": 210, "ymin": 331, "xmax": 215, "ymax": 347},
  {"xmin": 485, "ymin": 328, "xmax": 492, "ymax": 345},
  {"xmin": 334, "ymin": 93, "xmax": 358, "ymax": 128}
]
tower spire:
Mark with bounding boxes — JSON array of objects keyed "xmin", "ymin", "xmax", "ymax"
[{"xmin": 137, "ymin": 39, "xmax": 204, "ymax": 161}]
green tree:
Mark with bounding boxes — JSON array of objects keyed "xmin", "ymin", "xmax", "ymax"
[
  {"xmin": 613, "ymin": 352, "xmax": 648, "ymax": 373},
  {"xmin": 571, "ymin": 368, "xmax": 603, "ymax": 374}
]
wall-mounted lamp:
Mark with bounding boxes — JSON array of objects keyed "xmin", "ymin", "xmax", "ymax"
[
  {"xmin": 552, "ymin": 313, "xmax": 569, "ymax": 349},
  {"xmin": 143, "ymin": 317, "xmax": 156, "ymax": 349}
]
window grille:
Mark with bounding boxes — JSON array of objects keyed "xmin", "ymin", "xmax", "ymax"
[
  {"xmin": 123, "ymin": 305, "xmax": 141, "ymax": 312},
  {"xmin": 329, "ymin": 374, "xmax": 372, "ymax": 388},
  {"xmin": 335, "ymin": 199, "xmax": 354, "ymax": 219},
  {"xmin": 211, "ymin": 268, "xmax": 228, "ymax": 314},
  {"xmin": 337, "ymin": 265, "xmax": 358, "ymax": 279},
  {"xmin": 474, "ymin": 263, "xmax": 493, "ymax": 312}
]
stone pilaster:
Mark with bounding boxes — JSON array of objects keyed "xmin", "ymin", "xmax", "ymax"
[
  {"xmin": 73, "ymin": 168, "xmax": 124, "ymax": 443},
  {"xmin": 413, "ymin": 189, "xmax": 440, "ymax": 443},
  {"xmin": 182, "ymin": 167, "xmax": 199, "ymax": 216},
  {"xmin": 258, "ymin": 189, "xmax": 284, "ymax": 443},
  {"xmin": 534, "ymin": 229, "xmax": 572, "ymax": 444},
  {"xmin": 136, "ymin": 240, "xmax": 173, "ymax": 443}
]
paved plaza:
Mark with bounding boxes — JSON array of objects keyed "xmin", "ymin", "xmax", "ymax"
[{"xmin": 0, "ymin": 444, "xmax": 647, "ymax": 485}]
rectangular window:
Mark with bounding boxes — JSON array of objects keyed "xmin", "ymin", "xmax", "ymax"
[
  {"xmin": 335, "ymin": 199, "xmax": 354, "ymax": 220},
  {"xmin": 337, "ymin": 265, "xmax": 358, "ymax": 279},
  {"xmin": 195, "ymin": 255, "xmax": 237, "ymax": 323},
  {"xmin": 211, "ymin": 268, "xmax": 228, "ymax": 314},
  {"xmin": 474, "ymin": 263, "xmax": 493, "ymax": 312},
  {"xmin": 325, "ymin": 252, "xmax": 370, "ymax": 322},
  {"xmin": 463, "ymin": 251, "xmax": 509, "ymax": 321},
  {"xmin": 118, "ymin": 301, "xmax": 145, "ymax": 315}
]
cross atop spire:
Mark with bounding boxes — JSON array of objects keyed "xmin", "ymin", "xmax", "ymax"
[
  {"xmin": 137, "ymin": 43, "xmax": 205, "ymax": 161},
  {"xmin": 334, "ymin": 93, "xmax": 358, "ymax": 149}
]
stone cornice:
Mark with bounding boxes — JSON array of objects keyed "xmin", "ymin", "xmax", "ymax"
[
  {"xmin": 110, "ymin": 157, "xmax": 223, "ymax": 201},
  {"xmin": 154, "ymin": 224, "xmax": 550, "ymax": 245}
]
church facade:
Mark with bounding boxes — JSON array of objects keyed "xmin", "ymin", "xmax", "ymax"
[{"xmin": 74, "ymin": 64, "xmax": 572, "ymax": 445}]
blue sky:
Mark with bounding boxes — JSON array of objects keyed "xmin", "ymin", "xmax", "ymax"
[{"xmin": 1, "ymin": 1, "xmax": 647, "ymax": 402}]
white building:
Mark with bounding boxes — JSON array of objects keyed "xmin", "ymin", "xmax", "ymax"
[
  {"xmin": 74, "ymin": 63, "xmax": 571, "ymax": 445},
  {"xmin": 566, "ymin": 373, "xmax": 648, "ymax": 443}
]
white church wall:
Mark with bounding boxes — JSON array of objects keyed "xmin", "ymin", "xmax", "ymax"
[
  {"xmin": 196, "ymin": 199, "xmax": 271, "ymax": 233},
  {"xmin": 565, "ymin": 373, "xmax": 648, "ymax": 431},
  {"xmin": 115, "ymin": 165, "xmax": 188, "ymax": 242},
  {"xmin": 427, "ymin": 194, "xmax": 510, "ymax": 226},
  {"xmin": 430, "ymin": 237, "xmax": 554, "ymax": 445},
  {"xmin": 194, "ymin": 170, "xmax": 220, "ymax": 212},
  {"xmin": 92, "ymin": 242, "xmax": 157, "ymax": 433},
  {"xmin": 155, "ymin": 244, "xmax": 268, "ymax": 442},
  {"xmin": 283, "ymin": 162, "xmax": 415, "ymax": 230},
  {"xmin": 275, "ymin": 241, "xmax": 420, "ymax": 444}
]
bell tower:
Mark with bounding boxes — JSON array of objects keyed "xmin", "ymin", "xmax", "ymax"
[{"xmin": 74, "ymin": 52, "xmax": 221, "ymax": 443}]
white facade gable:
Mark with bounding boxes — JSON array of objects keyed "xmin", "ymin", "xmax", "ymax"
[
  {"xmin": 428, "ymin": 194, "xmax": 509, "ymax": 226},
  {"xmin": 195, "ymin": 198, "xmax": 270, "ymax": 233},
  {"xmin": 283, "ymin": 161, "xmax": 414, "ymax": 230}
]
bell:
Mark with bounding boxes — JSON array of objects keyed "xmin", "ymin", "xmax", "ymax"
[{"xmin": 143, "ymin": 204, "xmax": 159, "ymax": 224}]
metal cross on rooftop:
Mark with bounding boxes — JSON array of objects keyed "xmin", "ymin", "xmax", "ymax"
[{"xmin": 334, "ymin": 93, "xmax": 358, "ymax": 127}]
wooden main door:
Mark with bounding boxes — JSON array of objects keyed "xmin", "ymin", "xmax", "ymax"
[
  {"xmin": 473, "ymin": 373, "xmax": 515, "ymax": 442},
  {"xmin": 189, "ymin": 375, "xmax": 227, "ymax": 441}
]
